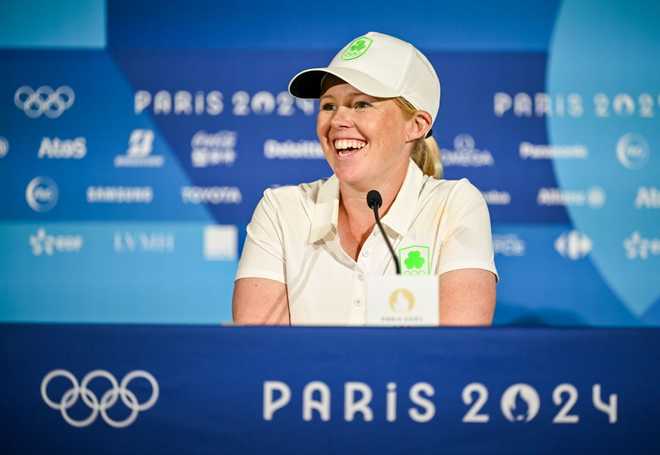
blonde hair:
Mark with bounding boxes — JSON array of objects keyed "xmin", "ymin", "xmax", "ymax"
[{"xmin": 395, "ymin": 98, "xmax": 443, "ymax": 178}]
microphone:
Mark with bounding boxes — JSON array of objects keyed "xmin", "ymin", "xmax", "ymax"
[{"xmin": 366, "ymin": 190, "xmax": 401, "ymax": 274}]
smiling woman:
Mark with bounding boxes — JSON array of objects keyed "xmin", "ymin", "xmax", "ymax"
[{"xmin": 232, "ymin": 32, "xmax": 498, "ymax": 326}]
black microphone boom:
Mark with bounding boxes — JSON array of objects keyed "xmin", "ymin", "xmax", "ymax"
[{"xmin": 366, "ymin": 190, "xmax": 401, "ymax": 274}]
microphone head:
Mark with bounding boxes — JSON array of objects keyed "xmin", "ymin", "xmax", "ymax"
[{"xmin": 366, "ymin": 190, "xmax": 382, "ymax": 209}]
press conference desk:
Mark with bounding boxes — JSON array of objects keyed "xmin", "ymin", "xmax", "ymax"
[{"xmin": 2, "ymin": 325, "xmax": 659, "ymax": 454}]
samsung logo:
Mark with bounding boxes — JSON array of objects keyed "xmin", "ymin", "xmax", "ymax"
[{"xmin": 87, "ymin": 186, "xmax": 153, "ymax": 204}]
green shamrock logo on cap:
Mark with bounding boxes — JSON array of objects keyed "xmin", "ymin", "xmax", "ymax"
[
  {"xmin": 399, "ymin": 245, "xmax": 431, "ymax": 275},
  {"xmin": 341, "ymin": 36, "xmax": 373, "ymax": 60}
]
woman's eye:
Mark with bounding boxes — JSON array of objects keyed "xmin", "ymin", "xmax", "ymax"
[
  {"xmin": 321, "ymin": 103, "xmax": 336, "ymax": 111},
  {"xmin": 354, "ymin": 101, "xmax": 371, "ymax": 110}
]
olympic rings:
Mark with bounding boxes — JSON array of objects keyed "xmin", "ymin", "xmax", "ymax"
[
  {"xmin": 14, "ymin": 86, "xmax": 75, "ymax": 118},
  {"xmin": 40, "ymin": 369, "xmax": 159, "ymax": 428}
]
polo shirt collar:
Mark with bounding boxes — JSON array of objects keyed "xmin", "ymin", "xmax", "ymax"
[
  {"xmin": 307, "ymin": 159, "xmax": 424, "ymax": 243},
  {"xmin": 308, "ymin": 174, "xmax": 340, "ymax": 243},
  {"xmin": 381, "ymin": 159, "xmax": 424, "ymax": 237}
]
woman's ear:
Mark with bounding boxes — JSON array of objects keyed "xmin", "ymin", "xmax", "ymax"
[{"xmin": 405, "ymin": 111, "xmax": 432, "ymax": 142}]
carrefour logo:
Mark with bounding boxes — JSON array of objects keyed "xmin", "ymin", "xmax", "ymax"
[{"xmin": 555, "ymin": 230, "xmax": 592, "ymax": 260}]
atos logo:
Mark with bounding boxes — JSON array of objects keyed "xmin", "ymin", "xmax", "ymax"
[
  {"xmin": 115, "ymin": 129, "xmax": 164, "ymax": 168},
  {"xmin": 500, "ymin": 384, "xmax": 540, "ymax": 423},
  {"xmin": 635, "ymin": 187, "xmax": 660, "ymax": 209},
  {"xmin": 25, "ymin": 177, "xmax": 58, "ymax": 212},
  {"xmin": 14, "ymin": 86, "xmax": 75, "ymax": 118},
  {"xmin": 38, "ymin": 137, "xmax": 86, "ymax": 159},
  {"xmin": 0, "ymin": 137, "xmax": 8, "ymax": 158},
  {"xmin": 616, "ymin": 133, "xmax": 650, "ymax": 169},
  {"xmin": 555, "ymin": 230, "xmax": 592, "ymax": 260}
]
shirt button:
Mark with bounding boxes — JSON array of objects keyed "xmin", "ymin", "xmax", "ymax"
[
  {"xmin": 357, "ymin": 273, "xmax": 364, "ymax": 281},
  {"xmin": 361, "ymin": 249, "xmax": 369, "ymax": 257},
  {"xmin": 354, "ymin": 299, "xmax": 362, "ymax": 307}
]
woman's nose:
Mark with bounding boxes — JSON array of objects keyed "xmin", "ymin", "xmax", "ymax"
[{"xmin": 330, "ymin": 106, "xmax": 354, "ymax": 129}]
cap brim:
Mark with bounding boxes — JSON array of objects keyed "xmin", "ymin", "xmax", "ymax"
[{"xmin": 288, "ymin": 67, "xmax": 400, "ymax": 100}]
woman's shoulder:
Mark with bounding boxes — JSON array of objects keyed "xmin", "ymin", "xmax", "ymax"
[
  {"xmin": 259, "ymin": 178, "xmax": 331, "ymax": 214},
  {"xmin": 422, "ymin": 176, "xmax": 484, "ymax": 204}
]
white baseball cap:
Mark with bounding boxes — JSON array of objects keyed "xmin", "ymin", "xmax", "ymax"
[{"xmin": 288, "ymin": 31, "xmax": 441, "ymax": 125}]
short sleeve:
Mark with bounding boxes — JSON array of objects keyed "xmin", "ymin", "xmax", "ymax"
[
  {"xmin": 437, "ymin": 179, "xmax": 499, "ymax": 280},
  {"xmin": 235, "ymin": 189, "xmax": 286, "ymax": 283}
]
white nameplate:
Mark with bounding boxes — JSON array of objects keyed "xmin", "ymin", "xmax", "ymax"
[{"xmin": 365, "ymin": 275, "xmax": 439, "ymax": 326}]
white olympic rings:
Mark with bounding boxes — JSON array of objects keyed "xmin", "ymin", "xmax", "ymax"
[
  {"xmin": 41, "ymin": 369, "xmax": 159, "ymax": 428},
  {"xmin": 14, "ymin": 86, "xmax": 75, "ymax": 118}
]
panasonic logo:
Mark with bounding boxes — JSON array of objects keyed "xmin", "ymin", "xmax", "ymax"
[
  {"xmin": 537, "ymin": 187, "xmax": 605, "ymax": 208},
  {"xmin": 519, "ymin": 142, "xmax": 587, "ymax": 160},
  {"xmin": 87, "ymin": 187, "xmax": 153, "ymax": 204},
  {"xmin": 635, "ymin": 187, "xmax": 660, "ymax": 208},
  {"xmin": 38, "ymin": 137, "xmax": 86, "ymax": 159},
  {"xmin": 181, "ymin": 186, "xmax": 242, "ymax": 204},
  {"xmin": 264, "ymin": 140, "xmax": 324, "ymax": 159}
]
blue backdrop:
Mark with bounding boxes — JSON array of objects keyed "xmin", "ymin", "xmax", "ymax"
[{"xmin": 1, "ymin": 0, "xmax": 659, "ymax": 325}]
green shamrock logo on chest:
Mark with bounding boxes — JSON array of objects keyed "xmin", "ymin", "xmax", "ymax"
[{"xmin": 399, "ymin": 245, "xmax": 431, "ymax": 275}]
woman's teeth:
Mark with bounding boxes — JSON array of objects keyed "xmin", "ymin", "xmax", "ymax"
[{"xmin": 334, "ymin": 139, "xmax": 366, "ymax": 156}]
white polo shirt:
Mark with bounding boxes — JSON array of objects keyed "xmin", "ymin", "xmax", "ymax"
[{"xmin": 236, "ymin": 159, "xmax": 498, "ymax": 325}]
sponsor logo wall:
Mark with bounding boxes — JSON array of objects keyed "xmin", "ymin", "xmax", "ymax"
[{"xmin": 1, "ymin": 0, "xmax": 658, "ymax": 326}]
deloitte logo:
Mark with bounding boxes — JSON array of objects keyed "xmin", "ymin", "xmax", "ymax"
[
  {"xmin": 616, "ymin": 133, "xmax": 649, "ymax": 169},
  {"xmin": 26, "ymin": 177, "xmax": 58, "ymax": 212},
  {"xmin": 555, "ymin": 230, "xmax": 592, "ymax": 260}
]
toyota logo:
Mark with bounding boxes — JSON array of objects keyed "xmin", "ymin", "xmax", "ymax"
[
  {"xmin": 41, "ymin": 369, "xmax": 158, "ymax": 428},
  {"xmin": 14, "ymin": 86, "xmax": 75, "ymax": 119}
]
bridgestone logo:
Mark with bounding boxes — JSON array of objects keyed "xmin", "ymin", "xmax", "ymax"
[
  {"xmin": 181, "ymin": 186, "xmax": 242, "ymax": 204},
  {"xmin": 264, "ymin": 140, "xmax": 324, "ymax": 159},
  {"xmin": 519, "ymin": 142, "xmax": 587, "ymax": 159},
  {"xmin": 87, "ymin": 186, "xmax": 153, "ymax": 203}
]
